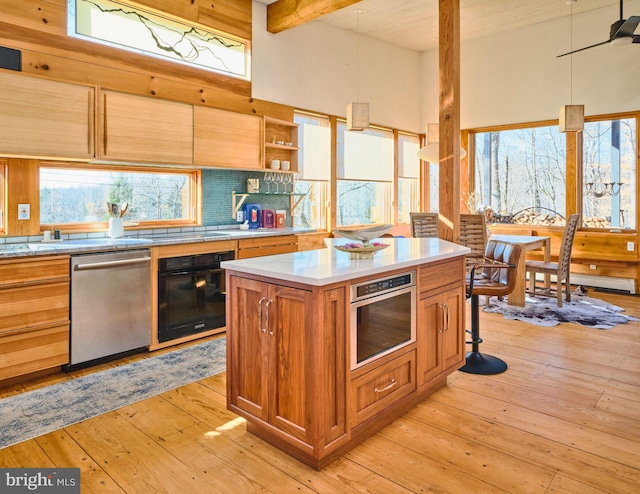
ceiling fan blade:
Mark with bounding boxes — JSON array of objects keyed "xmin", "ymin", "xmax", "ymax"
[
  {"xmin": 556, "ymin": 39, "xmax": 610, "ymax": 58},
  {"xmin": 613, "ymin": 16, "xmax": 640, "ymax": 38}
]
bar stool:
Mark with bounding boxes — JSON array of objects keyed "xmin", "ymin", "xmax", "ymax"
[{"xmin": 459, "ymin": 240, "xmax": 522, "ymax": 375}]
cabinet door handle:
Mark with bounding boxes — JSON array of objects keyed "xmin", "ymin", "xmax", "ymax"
[
  {"xmin": 443, "ymin": 303, "xmax": 450, "ymax": 332},
  {"xmin": 88, "ymin": 89, "xmax": 94, "ymax": 156},
  {"xmin": 265, "ymin": 299, "xmax": 273, "ymax": 335},
  {"xmin": 102, "ymin": 92, "xmax": 108, "ymax": 155},
  {"xmin": 258, "ymin": 297, "xmax": 266, "ymax": 333},
  {"xmin": 438, "ymin": 304, "xmax": 446, "ymax": 333},
  {"xmin": 374, "ymin": 378, "xmax": 397, "ymax": 393}
]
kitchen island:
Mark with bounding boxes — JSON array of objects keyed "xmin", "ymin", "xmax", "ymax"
[{"xmin": 222, "ymin": 237, "xmax": 470, "ymax": 469}]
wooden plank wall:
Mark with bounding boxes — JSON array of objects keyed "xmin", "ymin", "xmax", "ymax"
[{"xmin": 0, "ymin": 0, "xmax": 291, "ymax": 119}]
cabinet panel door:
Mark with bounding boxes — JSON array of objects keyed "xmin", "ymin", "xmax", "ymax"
[
  {"xmin": 417, "ymin": 285, "xmax": 466, "ymax": 386},
  {"xmin": 441, "ymin": 286, "xmax": 466, "ymax": 371},
  {"xmin": 322, "ymin": 287, "xmax": 347, "ymax": 444},
  {"xmin": 227, "ymin": 276, "xmax": 269, "ymax": 421},
  {"xmin": 417, "ymin": 292, "xmax": 443, "ymax": 385},
  {"xmin": 270, "ymin": 285, "xmax": 312, "ymax": 442},
  {"xmin": 0, "ymin": 73, "xmax": 94, "ymax": 159},
  {"xmin": 194, "ymin": 106, "xmax": 262, "ymax": 169},
  {"xmin": 100, "ymin": 91, "xmax": 193, "ymax": 165}
]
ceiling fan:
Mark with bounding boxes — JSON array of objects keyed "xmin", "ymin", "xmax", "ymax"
[{"xmin": 557, "ymin": 0, "xmax": 640, "ymax": 57}]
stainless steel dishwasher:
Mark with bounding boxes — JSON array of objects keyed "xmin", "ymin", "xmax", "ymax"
[{"xmin": 69, "ymin": 250, "xmax": 152, "ymax": 367}]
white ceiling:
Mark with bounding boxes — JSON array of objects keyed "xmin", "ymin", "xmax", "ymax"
[{"xmin": 254, "ymin": 0, "xmax": 625, "ymax": 51}]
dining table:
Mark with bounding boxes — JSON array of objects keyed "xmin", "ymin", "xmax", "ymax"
[{"xmin": 489, "ymin": 234, "xmax": 551, "ymax": 307}]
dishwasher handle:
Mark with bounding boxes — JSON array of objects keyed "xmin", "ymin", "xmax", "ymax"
[{"xmin": 73, "ymin": 256, "xmax": 151, "ymax": 271}]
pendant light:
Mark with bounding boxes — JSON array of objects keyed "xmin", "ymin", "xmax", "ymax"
[
  {"xmin": 559, "ymin": 0, "xmax": 584, "ymax": 132},
  {"xmin": 417, "ymin": 40, "xmax": 466, "ymax": 162},
  {"xmin": 347, "ymin": 9, "xmax": 369, "ymax": 131}
]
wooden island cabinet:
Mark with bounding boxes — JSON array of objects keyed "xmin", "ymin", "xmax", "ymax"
[{"xmin": 223, "ymin": 237, "xmax": 469, "ymax": 469}]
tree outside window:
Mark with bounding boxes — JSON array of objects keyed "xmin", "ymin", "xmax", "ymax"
[
  {"xmin": 473, "ymin": 125, "xmax": 566, "ymax": 225},
  {"xmin": 40, "ymin": 165, "xmax": 195, "ymax": 226},
  {"xmin": 582, "ymin": 117, "xmax": 636, "ymax": 229}
]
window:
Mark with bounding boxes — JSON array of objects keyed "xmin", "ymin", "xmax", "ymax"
[
  {"xmin": 68, "ymin": 0, "xmax": 249, "ymax": 79},
  {"xmin": 293, "ymin": 112, "xmax": 330, "ymax": 229},
  {"xmin": 336, "ymin": 122, "xmax": 393, "ymax": 227},
  {"xmin": 40, "ymin": 165, "xmax": 198, "ymax": 228},
  {"xmin": 397, "ymin": 133, "xmax": 420, "ymax": 223},
  {"xmin": 473, "ymin": 124, "xmax": 566, "ymax": 224},
  {"xmin": 582, "ymin": 117, "xmax": 636, "ymax": 229}
]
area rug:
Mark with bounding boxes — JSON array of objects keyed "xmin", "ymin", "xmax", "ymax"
[
  {"xmin": 482, "ymin": 294, "xmax": 639, "ymax": 329},
  {"xmin": 0, "ymin": 337, "xmax": 226, "ymax": 450}
]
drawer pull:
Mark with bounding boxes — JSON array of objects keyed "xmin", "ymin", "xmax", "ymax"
[{"xmin": 374, "ymin": 378, "xmax": 397, "ymax": 393}]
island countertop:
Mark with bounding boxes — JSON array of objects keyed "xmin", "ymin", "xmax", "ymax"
[{"xmin": 221, "ymin": 237, "xmax": 470, "ymax": 286}]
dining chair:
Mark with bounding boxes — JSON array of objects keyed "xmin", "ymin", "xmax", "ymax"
[
  {"xmin": 459, "ymin": 213, "xmax": 488, "ymax": 272},
  {"xmin": 525, "ymin": 214, "xmax": 580, "ymax": 307},
  {"xmin": 460, "ymin": 240, "xmax": 522, "ymax": 375},
  {"xmin": 410, "ymin": 212, "xmax": 439, "ymax": 238}
]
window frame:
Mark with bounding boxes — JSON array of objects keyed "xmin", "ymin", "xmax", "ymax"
[
  {"xmin": 580, "ymin": 111, "xmax": 639, "ymax": 232},
  {"xmin": 467, "ymin": 111, "xmax": 639, "ymax": 232},
  {"xmin": 67, "ymin": 0, "xmax": 251, "ymax": 81},
  {"xmin": 38, "ymin": 162, "xmax": 201, "ymax": 233}
]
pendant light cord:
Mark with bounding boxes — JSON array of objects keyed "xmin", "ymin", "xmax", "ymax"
[{"xmin": 570, "ymin": 2, "xmax": 574, "ymax": 105}]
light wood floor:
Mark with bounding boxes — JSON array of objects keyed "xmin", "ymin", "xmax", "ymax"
[{"xmin": 1, "ymin": 289, "xmax": 639, "ymax": 493}]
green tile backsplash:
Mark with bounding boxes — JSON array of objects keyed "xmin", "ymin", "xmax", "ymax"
[{"xmin": 202, "ymin": 169, "xmax": 292, "ymax": 226}]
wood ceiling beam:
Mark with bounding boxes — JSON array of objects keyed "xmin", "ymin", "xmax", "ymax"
[{"xmin": 267, "ymin": 0, "xmax": 362, "ymax": 34}]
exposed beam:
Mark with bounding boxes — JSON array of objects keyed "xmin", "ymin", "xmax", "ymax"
[{"xmin": 267, "ymin": 0, "xmax": 362, "ymax": 34}]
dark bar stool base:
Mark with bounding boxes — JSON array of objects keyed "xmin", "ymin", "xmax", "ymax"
[{"xmin": 459, "ymin": 351, "xmax": 507, "ymax": 375}]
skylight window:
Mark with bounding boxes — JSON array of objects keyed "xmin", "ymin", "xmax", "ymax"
[{"xmin": 68, "ymin": 0, "xmax": 250, "ymax": 80}]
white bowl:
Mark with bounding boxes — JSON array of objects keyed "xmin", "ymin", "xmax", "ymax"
[
  {"xmin": 281, "ymin": 161, "xmax": 290, "ymax": 171},
  {"xmin": 332, "ymin": 224, "xmax": 393, "ymax": 243}
]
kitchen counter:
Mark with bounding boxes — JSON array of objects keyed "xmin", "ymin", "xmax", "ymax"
[
  {"xmin": 221, "ymin": 237, "xmax": 470, "ymax": 286},
  {"xmin": 0, "ymin": 227, "xmax": 319, "ymax": 258}
]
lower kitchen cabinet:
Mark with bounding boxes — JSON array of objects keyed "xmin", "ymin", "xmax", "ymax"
[
  {"xmin": 236, "ymin": 235, "xmax": 298, "ymax": 258},
  {"xmin": 227, "ymin": 274, "xmax": 347, "ymax": 454},
  {"xmin": 0, "ymin": 256, "xmax": 70, "ymax": 381},
  {"xmin": 226, "ymin": 253, "xmax": 467, "ymax": 469},
  {"xmin": 417, "ymin": 259, "xmax": 466, "ymax": 386}
]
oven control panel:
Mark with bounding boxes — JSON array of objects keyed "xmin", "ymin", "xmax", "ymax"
[{"xmin": 352, "ymin": 271, "xmax": 415, "ymax": 302}]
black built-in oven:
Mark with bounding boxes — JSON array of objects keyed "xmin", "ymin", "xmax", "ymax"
[{"xmin": 158, "ymin": 251, "xmax": 234, "ymax": 343}]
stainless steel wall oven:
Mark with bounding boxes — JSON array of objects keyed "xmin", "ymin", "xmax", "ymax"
[
  {"xmin": 158, "ymin": 251, "xmax": 234, "ymax": 343},
  {"xmin": 350, "ymin": 270, "xmax": 416, "ymax": 370}
]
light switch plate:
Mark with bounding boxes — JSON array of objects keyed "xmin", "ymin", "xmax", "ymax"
[
  {"xmin": 627, "ymin": 242, "xmax": 635, "ymax": 252},
  {"xmin": 18, "ymin": 203, "xmax": 30, "ymax": 220}
]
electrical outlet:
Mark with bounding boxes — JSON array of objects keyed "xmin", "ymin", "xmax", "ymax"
[
  {"xmin": 590, "ymin": 264, "xmax": 597, "ymax": 270},
  {"xmin": 18, "ymin": 203, "xmax": 30, "ymax": 220},
  {"xmin": 236, "ymin": 210, "xmax": 244, "ymax": 222},
  {"xmin": 627, "ymin": 242, "xmax": 635, "ymax": 252}
]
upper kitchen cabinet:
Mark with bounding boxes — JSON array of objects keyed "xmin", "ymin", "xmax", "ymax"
[
  {"xmin": 194, "ymin": 106, "xmax": 263, "ymax": 169},
  {"xmin": 264, "ymin": 116, "xmax": 298, "ymax": 172},
  {"xmin": 0, "ymin": 72, "xmax": 95, "ymax": 160},
  {"xmin": 99, "ymin": 90, "xmax": 193, "ymax": 165}
]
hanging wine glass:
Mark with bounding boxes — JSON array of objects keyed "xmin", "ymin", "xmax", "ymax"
[{"xmin": 263, "ymin": 172, "xmax": 272, "ymax": 193}]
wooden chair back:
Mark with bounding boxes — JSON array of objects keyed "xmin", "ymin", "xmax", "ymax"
[
  {"xmin": 410, "ymin": 212, "xmax": 439, "ymax": 238},
  {"xmin": 558, "ymin": 213, "xmax": 580, "ymax": 278},
  {"xmin": 459, "ymin": 214, "xmax": 487, "ymax": 269}
]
